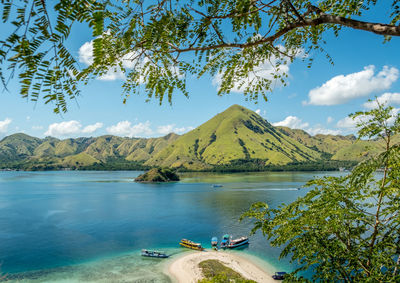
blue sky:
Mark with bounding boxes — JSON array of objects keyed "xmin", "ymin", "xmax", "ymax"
[{"xmin": 0, "ymin": 4, "xmax": 399, "ymax": 140}]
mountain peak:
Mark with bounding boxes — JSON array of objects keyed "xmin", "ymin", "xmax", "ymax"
[{"xmin": 224, "ymin": 104, "xmax": 252, "ymax": 114}]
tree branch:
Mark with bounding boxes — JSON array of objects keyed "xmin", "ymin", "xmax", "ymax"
[{"xmin": 162, "ymin": 14, "xmax": 400, "ymax": 54}]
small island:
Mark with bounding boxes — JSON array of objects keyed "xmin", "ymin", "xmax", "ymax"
[{"xmin": 135, "ymin": 168, "xmax": 180, "ymax": 183}]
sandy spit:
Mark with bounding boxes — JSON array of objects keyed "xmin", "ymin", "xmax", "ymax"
[{"xmin": 166, "ymin": 250, "xmax": 276, "ymax": 283}]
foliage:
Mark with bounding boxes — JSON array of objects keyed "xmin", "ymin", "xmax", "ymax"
[
  {"xmin": 0, "ymin": 1, "xmax": 399, "ymax": 112},
  {"xmin": 207, "ymin": 159, "xmax": 357, "ymax": 173},
  {"xmin": 81, "ymin": 159, "xmax": 150, "ymax": 171},
  {"xmin": 134, "ymin": 167, "xmax": 179, "ymax": 182},
  {"xmin": 241, "ymin": 101, "xmax": 400, "ymax": 282},
  {"xmin": 198, "ymin": 259, "xmax": 256, "ymax": 283}
]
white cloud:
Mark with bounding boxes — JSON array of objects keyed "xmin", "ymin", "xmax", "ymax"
[
  {"xmin": 98, "ymin": 69, "xmax": 125, "ymax": 81},
  {"xmin": 78, "ymin": 40, "xmax": 153, "ymax": 81},
  {"xmin": 82, "ymin": 122, "xmax": 103, "ymax": 134},
  {"xmin": 106, "ymin": 121, "xmax": 153, "ymax": 137},
  {"xmin": 213, "ymin": 60, "xmax": 290, "ymax": 93},
  {"xmin": 45, "ymin": 121, "xmax": 82, "ymax": 137},
  {"xmin": 388, "ymin": 108, "xmax": 400, "ymax": 125},
  {"xmin": 78, "ymin": 41, "xmax": 94, "ymax": 65},
  {"xmin": 305, "ymin": 66, "xmax": 399, "ymax": 105},
  {"xmin": 45, "ymin": 121, "xmax": 103, "ymax": 137},
  {"xmin": 273, "ymin": 116, "xmax": 309, "ymax": 129},
  {"xmin": 273, "ymin": 116, "xmax": 341, "ymax": 135},
  {"xmin": 254, "ymin": 109, "xmax": 267, "ymax": 117},
  {"xmin": 212, "ymin": 45, "xmax": 301, "ymax": 93},
  {"xmin": 337, "ymin": 108, "xmax": 399, "ymax": 134},
  {"xmin": 0, "ymin": 118, "xmax": 12, "ymax": 133},
  {"xmin": 363, "ymin": 92, "xmax": 400, "ymax": 109},
  {"xmin": 157, "ymin": 124, "xmax": 194, "ymax": 135},
  {"xmin": 306, "ymin": 126, "xmax": 341, "ymax": 136},
  {"xmin": 337, "ymin": 115, "xmax": 371, "ymax": 130},
  {"xmin": 327, "ymin": 116, "xmax": 334, "ymax": 124},
  {"xmin": 79, "ymin": 40, "xmax": 128, "ymax": 80}
]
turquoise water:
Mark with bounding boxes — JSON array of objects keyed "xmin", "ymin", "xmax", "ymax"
[{"xmin": 0, "ymin": 171, "xmax": 344, "ymax": 281}]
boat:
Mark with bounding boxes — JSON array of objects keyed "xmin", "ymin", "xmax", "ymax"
[
  {"xmin": 272, "ymin": 271, "xmax": 287, "ymax": 280},
  {"xmin": 211, "ymin": 236, "xmax": 218, "ymax": 247},
  {"xmin": 227, "ymin": 236, "xmax": 249, "ymax": 248},
  {"xmin": 141, "ymin": 249, "xmax": 169, "ymax": 258},
  {"xmin": 179, "ymin": 239, "xmax": 204, "ymax": 251},
  {"xmin": 212, "ymin": 184, "xmax": 223, "ymax": 188},
  {"xmin": 220, "ymin": 234, "xmax": 230, "ymax": 248}
]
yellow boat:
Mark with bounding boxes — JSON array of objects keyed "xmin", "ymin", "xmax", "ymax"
[{"xmin": 179, "ymin": 239, "xmax": 204, "ymax": 251}]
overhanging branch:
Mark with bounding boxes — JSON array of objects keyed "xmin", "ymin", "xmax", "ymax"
[{"xmin": 162, "ymin": 13, "xmax": 400, "ymax": 54}]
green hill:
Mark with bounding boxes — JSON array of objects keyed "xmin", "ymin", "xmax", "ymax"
[
  {"xmin": 0, "ymin": 133, "xmax": 177, "ymax": 170},
  {"xmin": 0, "ymin": 133, "xmax": 42, "ymax": 162},
  {"xmin": 145, "ymin": 105, "xmax": 322, "ymax": 170}
]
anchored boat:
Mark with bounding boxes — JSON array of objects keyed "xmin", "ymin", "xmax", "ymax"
[
  {"xmin": 179, "ymin": 239, "xmax": 204, "ymax": 251},
  {"xmin": 220, "ymin": 234, "xmax": 230, "ymax": 248},
  {"xmin": 227, "ymin": 236, "xmax": 249, "ymax": 248},
  {"xmin": 141, "ymin": 249, "xmax": 169, "ymax": 258},
  {"xmin": 212, "ymin": 184, "xmax": 223, "ymax": 188},
  {"xmin": 272, "ymin": 271, "xmax": 287, "ymax": 280},
  {"xmin": 211, "ymin": 236, "xmax": 218, "ymax": 247}
]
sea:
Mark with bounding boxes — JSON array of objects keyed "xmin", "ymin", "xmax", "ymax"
[{"xmin": 0, "ymin": 170, "xmax": 345, "ymax": 282}]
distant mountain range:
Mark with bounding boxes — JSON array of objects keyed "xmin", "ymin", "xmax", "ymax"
[{"xmin": 0, "ymin": 105, "xmax": 395, "ymax": 171}]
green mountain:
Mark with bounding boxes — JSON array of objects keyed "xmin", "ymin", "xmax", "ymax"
[
  {"xmin": 0, "ymin": 133, "xmax": 178, "ymax": 170},
  {"xmin": 145, "ymin": 105, "xmax": 321, "ymax": 170},
  {"xmin": 0, "ymin": 105, "xmax": 394, "ymax": 171},
  {"xmin": 0, "ymin": 133, "xmax": 42, "ymax": 162}
]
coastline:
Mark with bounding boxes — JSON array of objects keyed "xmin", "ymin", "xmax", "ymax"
[{"xmin": 166, "ymin": 250, "xmax": 276, "ymax": 283}]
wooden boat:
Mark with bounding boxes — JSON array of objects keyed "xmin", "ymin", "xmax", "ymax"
[
  {"xmin": 227, "ymin": 236, "xmax": 249, "ymax": 248},
  {"xmin": 211, "ymin": 236, "xmax": 218, "ymax": 247},
  {"xmin": 179, "ymin": 239, "xmax": 204, "ymax": 251},
  {"xmin": 220, "ymin": 234, "xmax": 230, "ymax": 248},
  {"xmin": 141, "ymin": 249, "xmax": 169, "ymax": 258},
  {"xmin": 272, "ymin": 271, "xmax": 287, "ymax": 280}
]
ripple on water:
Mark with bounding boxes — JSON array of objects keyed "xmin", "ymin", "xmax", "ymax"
[{"xmin": 5, "ymin": 251, "xmax": 173, "ymax": 283}]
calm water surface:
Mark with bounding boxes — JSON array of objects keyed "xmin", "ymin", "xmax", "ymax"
[{"xmin": 0, "ymin": 171, "xmax": 344, "ymax": 282}]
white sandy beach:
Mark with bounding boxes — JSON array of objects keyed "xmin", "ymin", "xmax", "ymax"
[{"xmin": 167, "ymin": 250, "xmax": 276, "ymax": 283}]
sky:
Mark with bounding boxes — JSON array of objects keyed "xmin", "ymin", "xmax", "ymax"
[{"xmin": 0, "ymin": 3, "xmax": 399, "ymax": 140}]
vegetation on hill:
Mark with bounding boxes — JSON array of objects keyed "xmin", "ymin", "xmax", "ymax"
[
  {"xmin": 0, "ymin": 133, "xmax": 178, "ymax": 171},
  {"xmin": 146, "ymin": 105, "xmax": 322, "ymax": 170},
  {"xmin": 242, "ymin": 102, "xmax": 400, "ymax": 281},
  {"xmin": 0, "ymin": 105, "xmax": 393, "ymax": 172},
  {"xmin": 198, "ymin": 260, "xmax": 256, "ymax": 283},
  {"xmin": 135, "ymin": 168, "xmax": 180, "ymax": 183}
]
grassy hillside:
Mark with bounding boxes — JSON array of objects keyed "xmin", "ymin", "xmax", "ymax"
[
  {"xmin": 277, "ymin": 127, "xmax": 357, "ymax": 155},
  {"xmin": 145, "ymin": 105, "xmax": 322, "ymax": 170},
  {"xmin": 0, "ymin": 133, "xmax": 178, "ymax": 170},
  {"xmin": 0, "ymin": 133, "xmax": 42, "ymax": 162},
  {"xmin": 278, "ymin": 126, "xmax": 394, "ymax": 162}
]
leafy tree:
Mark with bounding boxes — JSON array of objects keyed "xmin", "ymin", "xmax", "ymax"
[
  {"xmin": 0, "ymin": 0, "xmax": 399, "ymax": 112},
  {"xmin": 241, "ymin": 100, "xmax": 400, "ymax": 282}
]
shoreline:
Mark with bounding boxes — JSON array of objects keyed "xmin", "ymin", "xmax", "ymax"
[{"xmin": 165, "ymin": 250, "xmax": 276, "ymax": 283}]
